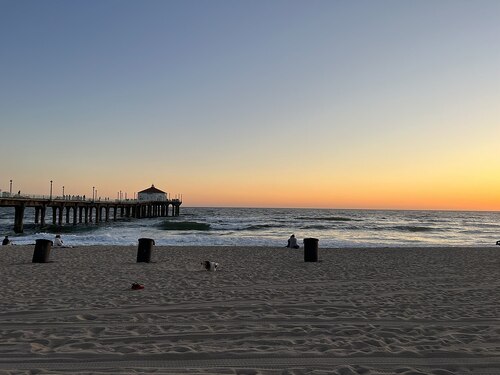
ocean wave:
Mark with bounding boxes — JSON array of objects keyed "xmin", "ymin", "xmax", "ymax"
[
  {"xmin": 158, "ymin": 221, "xmax": 211, "ymax": 231},
  {"xmin": 298, "ymin": 216, "xmax": 361, "ymax": 222},
  {"xmin": 242, "ymin": 224, "xmax": 284, "ymax": 231},
  {"xmin": 392, "ymin": 225, "xmax": 436, "ymax": 232},
  {"xmin": 43, "ymin": 224, "xmax": 101, "ymax": 234},
  {"xmin": 472, "ymin": 223, "xmax": 500, "ymax": 229},
  {"xmin": 5, "ymin": 223, "xmax": 100, "ymax": 235},
  {"xmin": 302, "ymin": 225, "xmax": 333, "ymax": 230}
]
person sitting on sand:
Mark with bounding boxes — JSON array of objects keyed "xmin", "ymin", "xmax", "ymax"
[
  {"xmin": 54, "ymin": 235, "xmax": 64, "ymax": 247},
  {"xmin": 2, "ymin": 236, "xmax": 11, "ymax": 246},
  {"xmin": 285, "ymin": 234, "xmax": 299, "ymax": 249},
  {"xmin": 54, "ymin": 234, "xmax": 73, "ymax": 248}
]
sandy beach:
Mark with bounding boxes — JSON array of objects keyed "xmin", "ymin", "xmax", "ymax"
[{"xmin": 0, "ymin": 245, "xmax": 499, "ymax": 374}]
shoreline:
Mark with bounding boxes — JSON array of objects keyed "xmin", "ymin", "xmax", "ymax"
[
  {"xmin": 1, "ymin": 245, "xmax": 499, "ymax": 374},
  {"xmin": 2, "ymin": 206, "xmax": 499, "ymax": 248},
  {"xmin": 4, "ymin": 243, "xmax": 500, "ymax": 248}
]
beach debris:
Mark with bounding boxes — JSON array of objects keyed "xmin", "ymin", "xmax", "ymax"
[
  {"xmin": 201, "ymin": 260, "xmax": 219, "ymax": 271},
  {"xmin": 131, "ymin": 282, "xmax": 145, "ymax": 290}
]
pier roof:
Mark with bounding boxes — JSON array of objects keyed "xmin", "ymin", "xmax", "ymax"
[{"xmin": 138, "ymin": 184, "xmax": 166, "ymax": 194}]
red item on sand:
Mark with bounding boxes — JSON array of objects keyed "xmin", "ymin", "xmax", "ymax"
[{"xmin": 131, "ymin": 283, "xmax": 144, "ymax": 290}]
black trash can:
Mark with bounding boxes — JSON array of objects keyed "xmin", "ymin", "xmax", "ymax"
[
  {"xmin": 137, "ymin": 238, "xmax": 155, "ymax": 263},
  {"xmin": 304, "ymin": 237, "xmax": 319, "ymax": 262},
  {"xmin": 32, "ymin": 239, "xmax": 53, "ymax": 263}
]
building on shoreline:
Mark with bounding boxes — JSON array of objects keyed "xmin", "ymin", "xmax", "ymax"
[{"xmin": 137, "ymin": 184, "xmax": 167, "ymax": 201}]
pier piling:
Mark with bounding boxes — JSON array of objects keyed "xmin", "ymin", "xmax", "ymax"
[{"xmin": 14, "ymin": 205, "xmax": 25, "ymax": 233}]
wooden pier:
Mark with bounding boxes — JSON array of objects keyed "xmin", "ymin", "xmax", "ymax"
[{"xmin": 0, "ymin": 196, "xmax": 182, "ymax": 233}]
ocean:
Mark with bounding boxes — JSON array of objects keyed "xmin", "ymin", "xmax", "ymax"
[{"xmin": 0, "ymin": 207, "xmax": 499, "ymax": 247}]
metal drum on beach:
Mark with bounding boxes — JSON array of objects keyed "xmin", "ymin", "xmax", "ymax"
[
  {"xmin": 303, "ymin": 237, "xmax": 319, "ymax": 262},
  {"xmin": 32, "ymin": 239, "xmax": 53, "ymax": 263},
  {"xmin": 137, "ymin": 238, "xmax": 155, "ymax": 263}
]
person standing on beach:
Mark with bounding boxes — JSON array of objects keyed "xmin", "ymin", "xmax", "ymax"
[
  {"xmin": 2, "ymin": 236, "xmax": 11, "ymax": 245},
  {"xmin": 286, "ymin": 234, "xmax": 299, "ymax": 249}
]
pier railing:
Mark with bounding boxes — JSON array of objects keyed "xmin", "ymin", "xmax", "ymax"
[{"xmin": 1, "ymin": 192, "xmax": 182, "ymax": 204}]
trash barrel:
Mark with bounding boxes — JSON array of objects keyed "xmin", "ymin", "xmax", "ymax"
[
  {"xmin": 303, "ymin": 237, "xmax": 319, "ymax": 262},
  {"xmin": 32, "ymin": 239, "xmax": 53, "ymax": 263},
  {"xmin": 137, "ymin": 238, "xmax": 155, "ymax": 263}
]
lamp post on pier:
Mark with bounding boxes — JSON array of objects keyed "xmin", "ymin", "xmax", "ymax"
[
  {"xmin": 62, "ymin": 186, "xmax": 65, "ymax": 198},
  {"xmin": 92, "ymin": 186, "xmax": 95, "ymax": 201},
  {"xmin": 50, "ymin": 180, "xmax": 53, "ymax": 200},
  {"xmin": 9, "ymin": 180, "xmax": 12, "ymax": 194}
]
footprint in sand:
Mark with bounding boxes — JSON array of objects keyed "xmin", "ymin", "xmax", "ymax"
[
  {"xmin": 76, "ymin": 314, "xmax": 98, "ymax": 321},
  {"xmin": 30, "ymin": 340, "xmax": 51, "ymax": 353},
  {"xmin": 89, "ymin": 327, "xmax": 105, "ymax": 335}
]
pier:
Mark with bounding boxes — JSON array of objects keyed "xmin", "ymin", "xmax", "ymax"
[{"xmin": 0, "ymin": 195, "xmax": 182, "ymax": 233}]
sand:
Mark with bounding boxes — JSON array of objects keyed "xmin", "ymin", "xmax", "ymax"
[{"xmin": 0, "ymin": 245, "xmax": 499, "ymax": 374}]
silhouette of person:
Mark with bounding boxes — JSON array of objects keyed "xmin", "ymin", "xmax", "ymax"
[{"xmin": 286, "ymin": 234, "xmax": 299, "ymax": 249}]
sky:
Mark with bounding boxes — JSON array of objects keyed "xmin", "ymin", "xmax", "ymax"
[{"xmin": 1, "ymin": 0, "xmax": 499, "ymax": 210}]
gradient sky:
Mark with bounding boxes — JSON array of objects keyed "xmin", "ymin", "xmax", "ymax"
[{"xmin": 1, "ymin": 0, "xmax": 499, "ymax": 210}]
